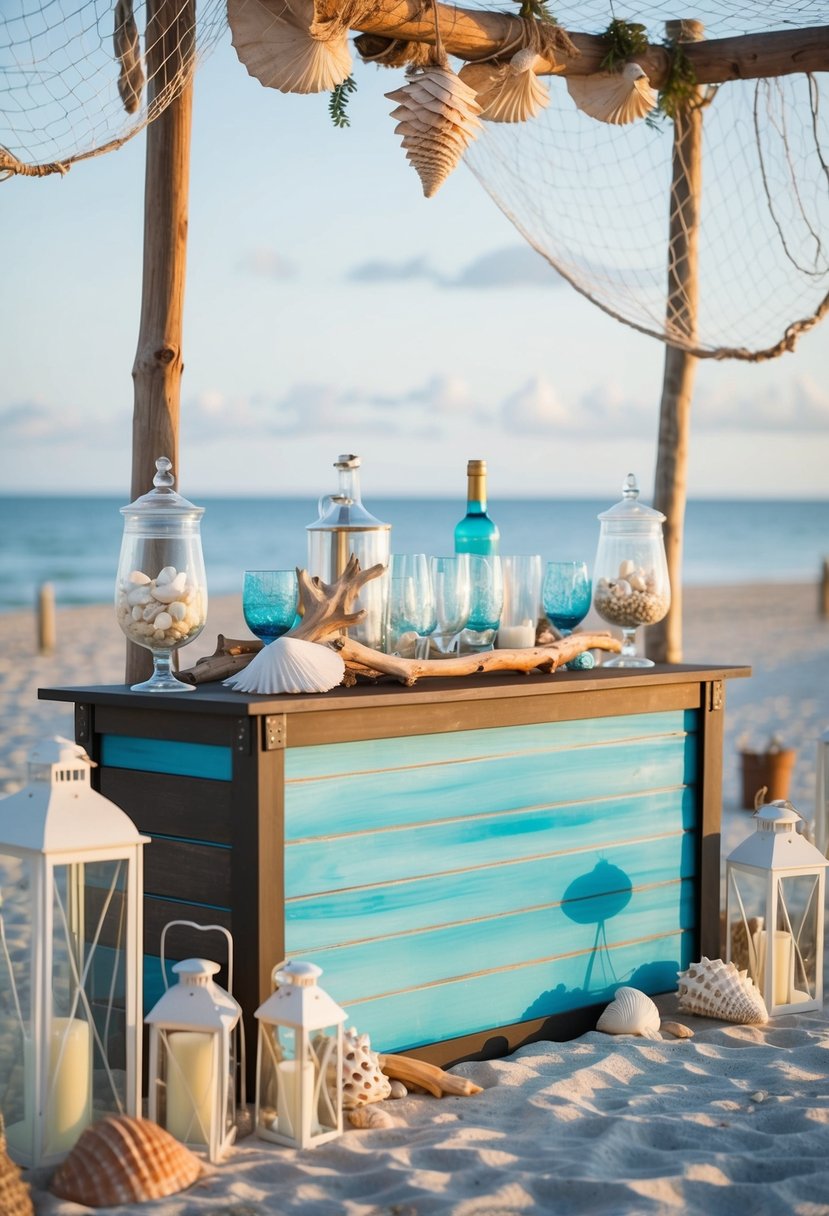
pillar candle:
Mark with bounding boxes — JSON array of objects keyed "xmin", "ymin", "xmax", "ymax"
[
  {"xmin": 755, "ymin": 928, "xmax": 793, "ymax": 1006},
  {"xmin": 497, "ymin": 622, "xmax": 536, "ymax": 649},
  {"xmin": 165, "ymin": 1030, "xmax": 215, "ymax": 1145},
  {"xmin": 45, "ymin": 1017, "xmax": 92, "ymax": 1155},
  {"xmin": 276, "ymin": 1058, "xmax": 315, "ymax": 1141}
]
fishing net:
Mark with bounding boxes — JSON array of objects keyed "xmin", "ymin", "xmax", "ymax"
[{"xmin": 0, "ymin": 0, "xmax": 226, "ymax": 177}]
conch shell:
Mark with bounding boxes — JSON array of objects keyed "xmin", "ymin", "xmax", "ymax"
[
  {"xmin": 223, "ymin": 636, "xmax": 345, "ymax": 694},
  {"xmin": 50, "ymin": 1115, "xmax": 203, "ymax": 1208},
  {"xmin": 0, "ymin": 1116, "xmax": 33, "ymax": 1216},
  {"xmin": 228, "ymin": 0, "xmax": 352, "ymax": 95},
  {"xmin": 596, "ymin": 986, "xmax": 661, "ymax": 1038},
  {"xmin": 458, "ymin": 49, "xmax": 550, "ymax": 124},
  {"xmin": 386, "ymin": 62, "xmax": 483, "ymax": 197},
  {"xmin": 339, "ymin": 1028, "xmax": 392, "ymax": 1109},
  {"xmin": 566, "ymin": 62, "xmax": 657, "ymax": 125},
  {"xmin": 677, "ymin": 957, "xmax": 769, "ymax": 1025}
]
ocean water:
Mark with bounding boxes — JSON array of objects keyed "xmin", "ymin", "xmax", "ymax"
[{"xmin": 0, "ymin": 495, "xmax": 827, "ymax": 613}]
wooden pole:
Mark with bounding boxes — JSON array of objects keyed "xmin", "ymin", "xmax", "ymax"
[
  {"xmin": 648, "ymin": 20, "xmax": 705, "ymax": 665},
  {"xmin": 820, "ymin": 558, "xmax": 829, "ymax": 619},
  {"xmin": 126, "ymin": 0, "xmax": 195, "ymax": 685},
  {"xmin": 37, "ymin": 582, "xmax": 56, "ymax": 656}
]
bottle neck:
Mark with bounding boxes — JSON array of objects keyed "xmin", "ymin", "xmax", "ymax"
[
  {"xmin": 337, "ymin": 465, "xmax": 361, "ymax": 506},
  {"xmin": 467, "ymin": 471, "xmax": 487, "ymax": 513}
]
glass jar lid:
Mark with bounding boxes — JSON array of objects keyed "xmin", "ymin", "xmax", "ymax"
[
  {"xmin": 598, "ymin": 474, "xmax": 665, "ymax": 523},
  {"xmin": 120, "ymin": 456, "xmax": 204, "ymax": 519}
]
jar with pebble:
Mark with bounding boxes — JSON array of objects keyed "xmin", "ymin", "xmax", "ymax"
[
  {"xmin": 593, "ymin": 474, "xmax": 670, "ymax": 667},
  {"xmin": 115, "ymin": 457, "xmax": 207, "ymax": 691}
]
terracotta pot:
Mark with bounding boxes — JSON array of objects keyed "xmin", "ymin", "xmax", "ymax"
[{"xmin": 740, "ymin": 749, "xmax": 797, "ymax": 809}]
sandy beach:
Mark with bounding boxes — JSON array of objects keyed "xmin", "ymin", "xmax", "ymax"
[{"xmin": 2, "ymin": 583, "xmax": 828, "ymax": 1215}]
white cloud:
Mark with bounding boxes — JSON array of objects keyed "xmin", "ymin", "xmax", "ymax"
[
  {"xmin": 501, "ymin": 377, "xmax": 570, "ymax": 432},
  {"xmin": 347, "ymin": 256, "xmax": 437, "ymax": 283},
  {"xmin": 694, "ymin": 373, "xmax": 829, "ymax": 432},
  {"xmin": 239, "ymin": 248, "xmax": 298, "ymax": 279},
  {"xmin": 449, "ymin": 246, "xmax": 563, "ymax": 289}
]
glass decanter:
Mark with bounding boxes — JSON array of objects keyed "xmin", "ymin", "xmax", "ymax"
[
  {"xmin": 592, "ymin": 474, "xmax": 670, "ymax": 667},
  {"xmin": 115, "ymin": 456, "xmax": 207, "ymax": 692}
]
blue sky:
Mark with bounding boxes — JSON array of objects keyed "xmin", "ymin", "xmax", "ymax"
[{"xmin": 1, "ymin": 28, "xmax": 827, "ymax": 498}]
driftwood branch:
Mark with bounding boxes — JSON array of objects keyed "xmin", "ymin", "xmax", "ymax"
[{"xmin": 336, "ymin": 0, "xmax": 829, "ymax": 86}]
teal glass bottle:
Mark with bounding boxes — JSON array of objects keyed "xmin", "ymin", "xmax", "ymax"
[{"xmin": 454, "ymin": 459, "xmax": 500, "ymax": 556}]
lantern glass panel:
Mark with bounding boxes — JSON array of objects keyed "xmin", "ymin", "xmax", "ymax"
[
  {"xmin": 157, "ymin": 1028, "xmax": 218, "ymax": 1147},
  {"xmin": 727, "ymin": 866, "xmax": 767, "ymax": 988},
  {"xmin": 777, "ymin": 874, "xmax": 820, "ymax": 1004},
  {"xmin": 0, "ymin": 852, "xmax": 35, "ymax": 1159},
  {"xmin": 312, "ymin": 1029, "xmax": 340, "ymax": 1132}
]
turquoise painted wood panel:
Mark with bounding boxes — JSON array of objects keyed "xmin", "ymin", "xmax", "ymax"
[
  {"xmin": 285, "ymin": 711, "xmax": 697, "ymax": 780},
  {"xmin": 335, "ymin": 932, "xmax": 695, "ymax": 1051},
  {"xmin": 284, "ymin": 786, "xmax": 697, "ymax": 898},
  {"xmin": 285, "ymin": 832, "xmax": 697, "ymax": 952},
  {"xmin": 300, "ymin": 879, "xmax": 695, "ymax": 1005},
  {"xmin": 100, "ymin": 735, "xmax": 233, "ymax": 781},
  {"xmin": 284, "ymin": 735, "xmax": 696, "ymax": 841}
]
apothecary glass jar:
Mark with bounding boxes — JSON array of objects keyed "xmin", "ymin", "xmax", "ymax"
[
  {"xmin": 115, "ymin": 457, "xmax": 207, "ymax": 692},
  {"xmin": 593, "ymin": 474, "xmax": 670, "ymax": 667}
]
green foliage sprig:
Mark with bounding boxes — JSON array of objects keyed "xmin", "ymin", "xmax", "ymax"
[
  {"xmin": 518, "ymin": 0, "xmax": 558, "ymax": 24},
  {"xmin": 329, "ymin": 75, "xmax": 357, "ymax": 129},
  {"xmin": 599, "ymin": 18, "xmax": 649, "ymax": 72},
  {"xmin": 657, "ymin": 40, "xmax": 698, "ymax": 119}
]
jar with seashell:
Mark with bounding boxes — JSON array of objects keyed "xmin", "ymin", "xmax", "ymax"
[
  {"xmin": 115, "ymin": 457, "xmax": 207, "ymax": 692},
  {"xmin": 592, "ymin": 474, "xmax": 670, "ymax": 666}
]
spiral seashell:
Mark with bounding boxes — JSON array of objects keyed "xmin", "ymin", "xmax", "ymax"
[
  {"xmin": 50, "ymin": 1115, "xmax": 203, "ymax": 1208},
  {"xmin": 228, "ymin": 0, "xmax": 352, "ymax": 95},
  {"xmin": 458, "ymin": 49, "xmax": 550, "ymax": 124},
  {"xmin": 347, "ymin": 1105, "xmax": 399, "ymax": 1129},
  {"xmin": 677, "ymin": 957, "xmax": 768, "ymax": 1025},
  {"xmin": 223, "ymin": 636, "xmax": 345, "ymax": 695},
  {"xmin": 567, "ymin": 62, "xmax": 657, "ymax": 125},
  {"xmin": 596, "ymin": 986, "xmax": 661, "ymax": 1038},
  {"xmin": 339, "ymin": 1027, "xmax": 392, "ymax": 1109},
  {"xmin": 0, "ymin": 1116, "xmax": 34, "ymax": 1216},
  {"xmin": 386, "ymin": 63, "xmax": 483, "ymax": 197}
]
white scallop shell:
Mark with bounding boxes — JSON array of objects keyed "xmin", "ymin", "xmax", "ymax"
[
  {"xmin": 677, "ymin": 957, "xmax": 768, "ymax": 1025},
  {"xmin": 567, "ymin": 62, "xmax": 657, "ymax": 125},
  {"xmin": 458, "ymin": 49, "xmax": 550, "ymax": 123},
  {"xmin": 223, "ymin": 636, "xmax": 345, "ymax": 695},
  {"xmin": 338, "ymin": 1027, "xmax": 392, "ymax": 1110},
  {"xmin": 596, "ymin": 986, "xmax": 661, "ymax": 1038},
  {"xmin": 228, "ymin": 0, "xmax": 352, "ymax": 95}
]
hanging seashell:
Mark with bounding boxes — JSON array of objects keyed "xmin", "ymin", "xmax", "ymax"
[
  {"xmin": 458, "ymin": 49, "xmax": 550, "ymax": 124},
  {"xmin": 0, "ymin": 1116, "xmax": 34, "ymax": 1216},
  {"xmin": 228, "ymin": 0, "xmax": 352, "ymax": 95},
  {"xmin": 223, "ymin": 635, "xmax": 345, "ymax": 695},
  {"xmin": 338, "ymin": 1027, "xmax": 393, "ymax": 1109},
  {"xmin": 50, "ymin": 1115, "xmax": 203, "ymax": 1208},
  {"xmin": 566, "ymin": 62, "xmax": 657, "ymax": 125},
  {"xmin": 347, "ymin": 1104, "xmax": 399, "ymax": 1130},
  {"xmin": 596, "ymin": 986, "xmax": 662, "ymax": 1038},
  {"xmin": 386, "ymin": 63, "xmax": 483, "ymax": 198},
  {"xmin": 677, "ymin": 957, "xmax": 769, "ymax": 1025}
]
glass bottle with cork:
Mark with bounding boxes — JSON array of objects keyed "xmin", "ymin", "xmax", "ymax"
[
  {"xmin": 455, "ymin": 459, "xmax": 502, "ymax": 651},
  {"xmin": 454, "ymin": 459, "xmax": 500, "ymax": 555}
]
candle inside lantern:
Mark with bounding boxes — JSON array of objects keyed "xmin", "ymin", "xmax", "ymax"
[
  {"xmin": 276, "ymin": 1058, "xmax": 315, "ymax": 1140},
  {"xmin": 497, "ymin": 622, "xmax": 536, "ymax": 649},
  {"xmin": 754, "ymin": 928, "xmax": 794, "ymax": 1006},
  {"xmin": 45, "ymin": 1017, "xmax": 92, "ymax": 1155},
  {"xmin": 166, "ymin": 1030, "xmax": 215, "ymax": 1145}
]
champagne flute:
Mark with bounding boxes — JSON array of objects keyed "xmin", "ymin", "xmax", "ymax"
[
  {"xmin": 243, "ymin": 570, "xmax": 299, "ymax": 644},
  {"xmin": 385, "ymin": 554, "xmax": 437, "ymax": 658},
  {"xmin": 429, "ymin": 555, "xmax": 471, "ymax": 655},
  {"xmin": 463, "ymin": 555, "xmax": 504, "ymax": 652},
  {"xmin": 542, "ymin": 561, "xmax": 592, "ymax": 636}
]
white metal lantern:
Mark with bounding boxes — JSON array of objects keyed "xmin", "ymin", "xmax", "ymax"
[
  {"xmin": 0, "ymin": 736, "xmax": 148, "ymax": 1167},
  {"xmin": 726, "ymin": 799, "xmax": 828, "ymax": 1015},
  {"xmin": 145, "ymin": 922, "xmax": 242, "ymax": 1163},
  {"xmin": 254, "ymin": 960, "xmax": 347, "ymax": 1149}
]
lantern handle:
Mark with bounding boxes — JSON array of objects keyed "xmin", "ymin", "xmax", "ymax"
[{"xmin": 159, "ymin": 920, "xmax": 235, "ymax": 996}]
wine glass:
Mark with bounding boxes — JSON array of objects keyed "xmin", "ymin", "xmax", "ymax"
[
  {"xmin": 543, "ymin": 561, "xmax": 592, "ymax": 637},
  {"xmin": 243, "ymin": 570, "xmax": 299, "ymax": 644},
  {"xmin": 498, "ymin": 554, "xmax": 542, "ymax": 649},
  {"xmin": 385, "ymin": 554, "xmax": 437, "ymax": 658},
  {"xmin": 463, "ymin": 555, "xmax": 504, "ymax": 652},
  {"xmin": 428, "ymin": 555, "xmax": 471, "ymax": 655}
]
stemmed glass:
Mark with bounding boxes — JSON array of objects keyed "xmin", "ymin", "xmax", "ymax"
[
  {"xmin": 385, "ymin": 554, "xmax": 437, "ymax": 658},
  {"xmin": 542, "ymin": 561, "xmax": 592, "ymax": 637},
  {"xmin": 429, "ymin": 555, "xmax": 471, "ymax": 655},
  {"xmin": 243, "ymin": 570, "xmax": 299, "ymax": 644},
  {"xmin": 463, "ymin": 555, "xmax": 504, "ymax": 652}
]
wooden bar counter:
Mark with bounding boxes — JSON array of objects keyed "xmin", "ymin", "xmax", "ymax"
[{"xmin": 41, "ymin": 663, "xmax": 748, "ymax": 1067}]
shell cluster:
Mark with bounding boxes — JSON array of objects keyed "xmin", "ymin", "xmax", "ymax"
[
  {"xmin": 224, "ymin": 635, "xmax": 345, "ymax": 695},
  {"xmin": 50, "ymin": 1114, "xmax": 203, "ymax": 1208},
  {"xmin": 567, "ymin": 62, "xmax": 657, "ymax": 125},
  {"xmin": 596, "ymin": 986, "xmax": 661, "ymax": 1039},
  {"xmin": 339, "ymin": 1028, "xmax": 392, "ymax": 1110},
  {"xmin": 116, "ymin": 565, "xmax": 206, "ymax": 650},
  {"xmin": 594, "ymin": 559, "xmax": 668, "ymax": 628},
  {"xmin": 677, "ymin": 957, "xmax": 769, "ymax": 1025},
  {"xmin": 386, "ymin": 63, "xmax": 483, "ymax": 198}
]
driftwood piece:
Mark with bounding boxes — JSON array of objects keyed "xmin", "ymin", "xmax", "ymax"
[
  {"xmin": 179, "ymin": 558, "xmax": 620, "ymax": 688},
  {"xmin": 379, "ymin": 1053, "xmax": 483, "ymax": 1098}
]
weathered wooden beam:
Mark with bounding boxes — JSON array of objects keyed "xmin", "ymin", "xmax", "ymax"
[{"xmin": 339, "ymin": 0, "xmax": 829, "ymax": 85}]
